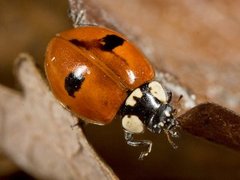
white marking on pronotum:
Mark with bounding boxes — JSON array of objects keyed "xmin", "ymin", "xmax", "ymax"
[
  {"xmin": 125, "ymin": 88, "xmax": 143, "ymax": 106},
  {"xmin": 122, "ymin": 115, "xmax": 144, "ymax": 134},
  {"xmin": 149, "ymin": 81, "xmax": 167, "ymax": 103}
]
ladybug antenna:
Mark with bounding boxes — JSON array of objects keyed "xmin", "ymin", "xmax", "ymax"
[
  {"xmin": 177, "ymin": 94, "xmax": 183, "ymax": 103},
  {"xmin": 164, "ymin": 129, "xmax": 178, "ymax": 149},
  {"xmin": 167, "ymin": 91, "xmax": 172, "ymax": 103},
  {"xmin": 173, "ymin": 94, "xmax": 183, "ymax": 114}
]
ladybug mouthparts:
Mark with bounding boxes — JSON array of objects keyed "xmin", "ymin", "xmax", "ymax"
[{"xmin": 148, "ymin": 104, "xmax": 179, "ymax": 135}]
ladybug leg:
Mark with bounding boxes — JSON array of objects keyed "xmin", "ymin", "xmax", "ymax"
[
  {"xmin": 70, "ymin": 119, "xmax": 87, "ymax": 129},
  {"xmin": 163, "ymin": 119, "xmax": 179, "ymax": 149},
  {"xmin": 168, "ymin": 127, "xmax": 179, "ymax": 138},
  {"xmin": 166, "ymin": 119, "xmax": 179, "ymax": 137},
  {"xmin": 163, "ymin": 129, "xmax": 178, "ymax": 149},
  {"xmin": 124, "ymin": 130, "xmax": 152, "ymax": 160}
]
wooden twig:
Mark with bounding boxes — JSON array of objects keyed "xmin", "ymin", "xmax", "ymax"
[
  {"xmin": 68, "ymin": 0, "xmax": 88, "ymax": 27},
  {"xmin": 179, "ymin": 103, "xmax": 240, "ymax": 151},
  {"xmin": 68, "ymin": 0, "xmax": 121, "ymax": 30},
  {"xmin": 0, "ymin": 54, "xmax": 117, "ymax": 180}
]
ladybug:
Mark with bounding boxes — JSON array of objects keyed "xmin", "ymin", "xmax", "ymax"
[{"xmin": 45, "ymin": 26, "xmax": 179, "ymax": 159}]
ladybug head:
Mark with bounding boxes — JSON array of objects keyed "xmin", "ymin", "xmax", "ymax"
[
  {"xmin": 147, "ymin": 103, "xmax": 178, "ymax": 135},
  {"xmin": 159, "ymin": 104, "xmax": 179, "ymax": 134},
  {"xmin": 145, "ymin": 102, "xmax": 179, "ymax": 151}
]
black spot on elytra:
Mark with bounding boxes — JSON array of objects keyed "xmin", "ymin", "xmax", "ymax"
[
  {"xmin": 69, "ymin": 39, "xmax": 85, "ymax": 47},
  {"xmin": 65, "ymin": 72, "xmax": 85, "ymax": 97},
  {"xmin": 101, "ymin": 34, "xmax": 124, "ymax": 51}
]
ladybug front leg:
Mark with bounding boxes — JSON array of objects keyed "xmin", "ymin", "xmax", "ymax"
[{"xmin": 124, "ymin": 130, "xmax": 152, "ymax": 160}]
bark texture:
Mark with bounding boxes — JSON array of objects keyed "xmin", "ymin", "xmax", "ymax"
[{"xmin": 0, "ymin": 54, "xmax": 117, "ymax": 180}]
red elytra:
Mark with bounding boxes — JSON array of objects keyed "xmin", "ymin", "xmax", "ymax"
[{"xmin": 45, "ymin": 26, "xmax": 154, "ymax": 124}]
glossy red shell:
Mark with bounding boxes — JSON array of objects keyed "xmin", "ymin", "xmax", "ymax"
[{"xmin": 45, "ymin": 26, "xmax": 154, "ymax": 124}]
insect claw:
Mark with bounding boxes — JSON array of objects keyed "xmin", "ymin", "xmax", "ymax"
[{"xmin": 164, "ymin": 129, "xmax": 178, "ymax": 149}]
